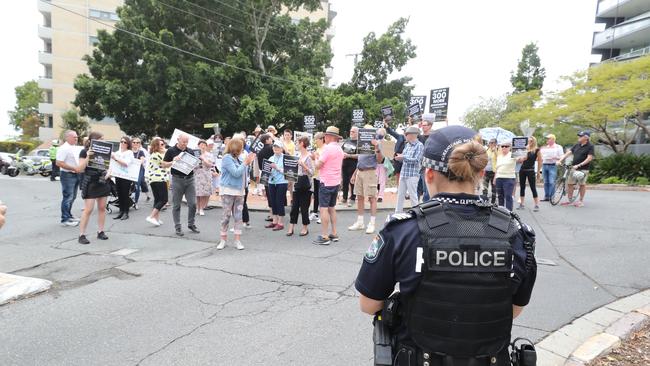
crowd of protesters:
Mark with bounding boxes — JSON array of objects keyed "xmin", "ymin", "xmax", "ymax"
[{"xmin": 51, "ymin": 117, "xmax": 594, "ymax": 247}]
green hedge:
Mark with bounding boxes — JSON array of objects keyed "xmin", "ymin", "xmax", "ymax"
[
  {"xmin": 0, "ymin": 141, "xmax": 38, "ymax": 153},
  {"xmin": 589, "ymin": 153, "xmax": 650, "ymax": 184}
]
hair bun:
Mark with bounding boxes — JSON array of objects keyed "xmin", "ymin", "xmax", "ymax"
[{"xmin": 464, "ymin": 152, "xmax": 476, "ymax": 161}]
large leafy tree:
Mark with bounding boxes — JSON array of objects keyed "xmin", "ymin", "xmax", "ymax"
[
  {"xmin": 516, "ymin": 56, "xmax": 650, "ymax": 153},
  {"xmin": 330, "ymin": 17, "xmax": 416, "ymax": 133},
  {"xmin": 462, "ymin": 97, "xmax": 507, "ymax": 131},
  {"xmin": 74, "ymin": 0, "xmax": 332, "ymax": 137},
  {"xmin": 510, "ymin": 42, "xmax": 546, "ymax": 93},
  {"xmin": 8, "ymin": 80, "xmax": 43, "ymax": 136}
]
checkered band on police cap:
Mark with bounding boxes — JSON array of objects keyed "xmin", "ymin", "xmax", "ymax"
[{"xmin": 421, "ymin": 125, "xmax": 478, "ymax": 174}]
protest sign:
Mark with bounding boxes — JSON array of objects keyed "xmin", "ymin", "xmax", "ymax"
[
  {"xmin": 171, "ymin": 151, "xmax": 201, "ymax": 175},
  {"xmin": 429, "ymin": 88, "xmax": 450, "ymax": 122},
  {"xmin": 89, "ymin": 140, "xmax": 112, "ymax": 170},
  {"xmin": 303, "ymin": 115, "xmax": 316, "ymax": 134},
  {"xmin": 294, "ymin": 131, "xmax": 313, "ymax": 146},
  {"xmin": 409, "ymin": 95, "xmax": 427, "ymax": 113},
  {"xmin": 407, "ymin": 102, "xmax": 422, "ymax": 122},
  {"xmin": 511, "ymin": 137, "xmax": 529, "ymax": 159},
  {"xmin": 373, "ymin": 120, "xmax": 384, "ymax": 128},
  {"xmin": 259, "ymin": 159, "xmax": 273, "ymax": 185},
  {"xmin": 283, "ymin": 155, "xmax": 299, "ymax": 182},
  {"xmin": 352, "ymin": 109, "xmax": 365, "ymax": 127},
  {"xmin": 357, "ymin": 128, "xmax": 377, "ymax": 155},
  {"xmin": 169, "ymin": 129, "xmax": 201, "ymax": 150},
  {"xmin": 109, "ymin": 158, "xmax": 141, "ymax": 182},
  {"xmin": 381, "ymin": 106, "xmax": 393, "ymax": 122}
]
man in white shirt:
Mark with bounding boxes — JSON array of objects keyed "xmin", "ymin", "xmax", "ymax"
[
  {"xmin": 55, "ymin": 130, "xmax": 81, "ymax": 226},
  {"xmin": 539, "ymin": 133, "xmax": 564, "ymax": 201}
]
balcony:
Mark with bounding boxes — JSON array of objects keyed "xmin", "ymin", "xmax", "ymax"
[
  {"xmin": 607, "ymin": 44, "xmax": 650, "ymax": 61},
  {"xmin": 325, "ymin": 26, "xmax": 335, "ymax": 40},
  {"xmin": 38, "ymin": 76, "xmax": 52, "ymax": 90},
  {"xmin": 597, "ymin": 0, "xmax": 650, "ymax": 18},
  {"xmin": 38, "ymin": 51, "xmax": 52, "ymax": 65},
  {"xmin": 38, "ymin": 0, "xmax": 52, "ymax": 14},
  {"xmin": 38, "ymin": 25, "xmax": 53, "ymax": 40},
  {"xmin": 592, "ymin": 13, "xmax": 650, "ymax": 49},
  {"xmin": 38, "ymin": 103, "xmax": 54, "ymax": 115}
]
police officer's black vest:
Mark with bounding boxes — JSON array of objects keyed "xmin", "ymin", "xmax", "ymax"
[{"xmin": 405, "ymin": 200, "xmax": 521, "ymax": 363}]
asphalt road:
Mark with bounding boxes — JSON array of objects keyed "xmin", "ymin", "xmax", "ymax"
[{"xmin": 0, "ymin": 175, "xmax": 648, "ymax": 365}]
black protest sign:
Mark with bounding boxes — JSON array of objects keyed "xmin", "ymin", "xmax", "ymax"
[
  {"xmin": 89, "ymin": 140, "xmax": 113, "ymax": 170},
  {"xmin": 373, "ymin": 120, "xmax": 384, "ymax": 128},
  {"xmin": 409, "ymin": 95, "xmax": 427, "ymax": 112},
  {"xmin": 357, "ymin": 128, "xmax": 377, "ymax": 155},
  {"xmin": 429, "ymin": 88, "xmax": 450, "ymax": 122},
  {"xmin": 381, "ymin": 106, "xmax": 393, "ymax": 122},
  {"xmin": 283, "ymin": 155, "xmax": 299, "ymax": 182},
  {"xmin": 511, "ymin": 137, "xmax": 529, "ymax": 159},
  {"xmin": 260, "ymin": 159, "xmax": 273, "ymax": 186},
  {"xmin": 352, "ymin": 109, "xmax": 365, "ymax": 127},
  {"xmin": 303, "ymin": 115, "xmax": 316, "ymax": 133},
  {"xmin": 251, "ymin": 140, "xmax": 265, "ymax": 154},
  {"xmin": 407, "ymin": 102, "xmax": 422, "ymax": 117}
]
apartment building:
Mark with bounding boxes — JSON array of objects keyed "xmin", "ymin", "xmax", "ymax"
[
  {"xmin": 38, "ymin": 0, "xmax": 124, "ymax": 141},
  {"xmin": 591, "ymin": 0, "xmax": 650, "ymax": 63},
  {"xmin": 37, "ymin": 0, "xmax": 336, "ymax": 141}
]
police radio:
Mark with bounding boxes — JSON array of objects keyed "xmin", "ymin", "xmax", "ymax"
[{"xmin": 510, "ymin": 338, "xmax": 537, "ymax": 366}]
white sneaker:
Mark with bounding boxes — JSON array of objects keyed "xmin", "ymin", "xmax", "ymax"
[
  {"xmin": 244, "ymin": 223, "xmax": 251, "ymax": 229},
  {"xmin": 229, "ymin": 227, "xmax": 235, "ymax": 233},
  {"xmin": 317, "ymin": 218, "xmax": 321, "ymax": 224},
  {"xmin": 62, "ymin": 219, "xmax": 79, "ymax": 227},
  {"xmin": 158, "ymin": 219, "xmax": 163, "ymax": 225},
  {"xmin": 309, "ymin": 212, "xmax": 319, "ymax": 221},
  {"xmin": 348, "ymin": 221, "xmax": 365, "ymax": 231},
  {"xmin": 365, "ymin": 222, "xmax": 375, "ymax": 234},
  {"xmin": 217, "ymin": 240, "xmax": 226, "ymax": 250},
  {"xmin": 146, "ymin": 216, "xmax": 161, "ymax": 226},
  {"xmin": 199, "ymin": 209, "xmax": 205, "ymax": 216},
  {"xmin": 235, "ymin": 241, "xmax": 245, "ymax": 250}
]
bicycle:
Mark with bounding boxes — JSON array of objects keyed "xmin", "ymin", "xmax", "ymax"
[{"xmin": 550, "ymin": 163, "xmax": 581, "ymax": 206}]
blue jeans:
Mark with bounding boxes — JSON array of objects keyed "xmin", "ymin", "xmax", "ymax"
[
  {"xmin": 495, "ymin": 177, "xmax": 515, "ymax": 211},
  {"xmin": 542, "ymin": 164, "xmax": 557, "ymax": 199},
  {"xmin": 60, "ymin": 171, "xmax": 79, "ymax": 222},
  {"xmin": 134, "ymin": 168, "xmax": 145, "ymax": 204},
  {"xmin": 419, "ymin": 173, "xmax": 430, "ymax": 202}
]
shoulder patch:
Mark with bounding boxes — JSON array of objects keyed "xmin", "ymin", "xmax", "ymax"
[
  {"xmin": 364, "ymin": 234, "xmax": 386, "ymax": 263},
  {"xmin": 384, "ymin": 212, "xmax": 413, "ymax": 225}
]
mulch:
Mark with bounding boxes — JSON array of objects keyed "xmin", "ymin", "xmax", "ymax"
[{"xmin": 588, "ymin": 321, "xmax": 650, "ymax": 366}]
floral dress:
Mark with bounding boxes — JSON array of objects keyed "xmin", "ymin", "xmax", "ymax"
[{"xmin": 194, "ymin": 152, "xmax": 214, "ymax": 197}]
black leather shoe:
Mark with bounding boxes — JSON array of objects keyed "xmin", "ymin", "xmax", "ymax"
[
  {"xmin": 188, "ymin": 225, "xmax": 200, "ymax": 233},
  {"xmin": 120, "ymin": 213, "xmax": 129, "ymax": 220},
  {"xmin": 113, "ymin": 213, "xmax": 124, "ymax": 220},
  {"xmin": 97, "ymin": 231, "xmax": 108, "ymax": 240},
  {"xmin": 78, "ymin": 235, "xmax": 90, "ymax": 245},
  {"xmin": 175, "ymin": 228, "xmax": 184, "ymax": 236}
]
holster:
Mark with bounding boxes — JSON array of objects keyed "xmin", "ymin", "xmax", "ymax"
[
  {"xmin": 510, "ymin": 338, "xmax": 537, "ymax": 366},
  {"xmin": 373, "ymin": 315, "xmax": 393, "ymax": 366}
]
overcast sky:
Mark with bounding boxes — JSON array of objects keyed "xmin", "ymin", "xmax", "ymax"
[{"xmin": 0, "ymin": 0, "xmax": 601, "ymax": 139}]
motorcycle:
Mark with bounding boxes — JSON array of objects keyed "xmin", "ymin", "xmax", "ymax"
[
  {"xmin": 3, "ymin": 158, "xmax": 19, "ymax": 177},
  {"xmin": 12, "ymin": 152, "xmax": 51, "ymax": 177}
]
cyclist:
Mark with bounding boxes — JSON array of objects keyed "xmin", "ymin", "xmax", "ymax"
[{"xmin": 557, "ymin": 131, "xmax": 594, "ymax": 207}]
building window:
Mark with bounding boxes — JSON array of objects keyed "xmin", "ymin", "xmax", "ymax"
[
  {"xmin": 89, "ymin": 36, "xmax": 99, "ymax": 45},
  {"xmin": 89, "ymin": 9, "xmax": 119, "ymax": 21},
  {"xmin": 47, "ymin": 115, "xmax": 53, "ymax": 128}
]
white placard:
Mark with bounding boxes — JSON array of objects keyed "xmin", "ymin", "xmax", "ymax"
[
  {"xmin": 169, "ymin": 129, "xmax": 201, "ymax": 150},
  {"xmin": 171, "ymin": 152, "xmax": 201, "ymax": 175},
  {"xmin": 109, "ymin": 158, "xmax": 142, "ymax": 182}
]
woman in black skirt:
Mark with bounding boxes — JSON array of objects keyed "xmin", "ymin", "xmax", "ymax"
[
  {"xmin": 111, "ymin": 136, "xmax": 134, "ymax": 220},
  {"xmin": 77, "ymin": 131, "xmax": 112, "ymax": 245}
]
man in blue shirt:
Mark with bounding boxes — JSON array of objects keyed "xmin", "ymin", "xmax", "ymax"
[{"xmin": 394, "ymin": 126, "xmax": 423, "ymax": 212}]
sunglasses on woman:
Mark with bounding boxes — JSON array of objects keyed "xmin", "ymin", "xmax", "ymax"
[{"xmin": 500, "ymin": 145, "xmax": 510, "ymax": 148}]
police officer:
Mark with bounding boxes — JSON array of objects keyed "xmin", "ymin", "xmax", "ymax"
[{"xmin": 355, "ymin": 125, "xmax": 537, "ymax": 366}]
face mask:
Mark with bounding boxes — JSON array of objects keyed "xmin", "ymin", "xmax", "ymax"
[{"xmin": 376, "ymin": 135, "xmax": 384, "ymax": 139}]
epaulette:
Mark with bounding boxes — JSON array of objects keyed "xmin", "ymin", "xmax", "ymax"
[{"xmin": 384, "ymin": 212, "xmax": 414, "ymax": 227}]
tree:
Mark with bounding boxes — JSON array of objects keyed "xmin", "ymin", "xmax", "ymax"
[
  {"xmin": 462, "ymin": 96, "xmax": 507, "ymax": 131},
  {"xmin": 330, "ymin": 18, "xmax": 416, "ymax": 133},
  {"xmin": 510, "ymin": 42, "xmax": 546, "ymax": 93},
  {"xmin": 8, "ymin": 80, "xmax": 43, "ymax": 131},
  {"xmin": 21, "ymin": 115, "xmax": 42, "ymax": 139},
  {"xmin": 60, "ymin": 109, "xmax": 89, "ymax": 142},
  {"xmin": 517, "ymin": 55, "xmax": 650, "ymax": 153},
  {"xmin": 74, "ymin": 0, "xmax": 332, "ymax": 137}
]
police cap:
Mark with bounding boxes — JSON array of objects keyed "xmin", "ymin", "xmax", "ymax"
[{"xmin": 421, "ymin": 125, "xmax": 477, "ymax": 174}]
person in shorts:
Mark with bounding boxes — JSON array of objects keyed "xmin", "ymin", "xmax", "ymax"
[
  {"xmin": 313, "ymin": 126, "xmax": 344, "ymax": 245},
  {"xmin": 558, "ymin": 131, "xmax": 594, "ymax": 207},
  {"xmin": 348, "ymin": 125, "xmax": 383, "ymax": 235}
]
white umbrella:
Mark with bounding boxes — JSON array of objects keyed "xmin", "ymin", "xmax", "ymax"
[{"xmin": 478, "ymin": 127, "xmax": 515, "ymax": 144}]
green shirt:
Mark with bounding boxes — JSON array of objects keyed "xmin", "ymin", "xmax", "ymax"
[
  {"xmin": 49, "ymin": 146, "xmax": 57, "ymax": 160},
  {"xmin": 147, "ymin": 152, "xmax": 169, "ymax": 183}
]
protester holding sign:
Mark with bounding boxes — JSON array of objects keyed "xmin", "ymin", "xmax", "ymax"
[
  {"xmin": 341, "ymin": 127, "xmax": 359, "ymax": 206},
  {"xmin": 384, "ymin": 118, "xmax": 406, "ymax": 183},
  {"xmin": 110, "ymin": 136, "xmax": 135, "ymax": 220},
  {"xmin": 217, "ymin": 138, "xmax": 256, "ymax": 250},
  {"xmin": 76, "ymin": 132, "xmax": 111, "ymax": 245},
  {"xmin": 375, "ymin": 128, "xmax": 389, "ymax": 203},
  {"xmin": 146, "ymin": 137, "xmax": 168, "ymax": 227},
  {"xmin": 348, "ymin": 125, "xmax": 383, "ymax": 235},
  {"xmin": 266, "ymin": 141, "xmax": 288, "ymax": 231},
  {"xmin": 287, "ymin": 136, "xmax": 314, "ymax": 237},
  {"xmin": 162, "ymin": 134, "xmax": 200, "ymax": 237}
]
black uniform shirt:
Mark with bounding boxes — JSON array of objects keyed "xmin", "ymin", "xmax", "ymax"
[
  {"xmin": 570, "ymin": 142, "xmax": 595, "ymax": 171},
  {"xmin": 355, "ymin": 193, "xmax": 537, "ymax": 307}
]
